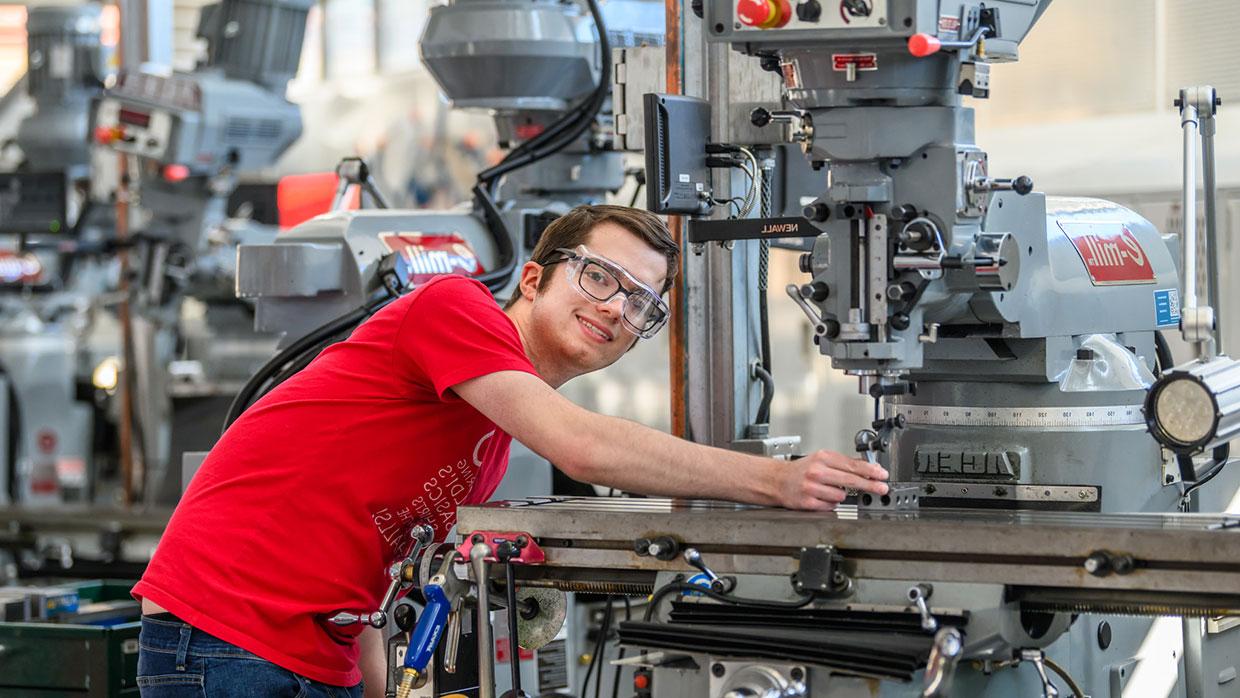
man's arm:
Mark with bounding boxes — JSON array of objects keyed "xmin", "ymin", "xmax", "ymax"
[{"xmin": 453, "ymin": 371, "xmax": 887, "ymax": 510}]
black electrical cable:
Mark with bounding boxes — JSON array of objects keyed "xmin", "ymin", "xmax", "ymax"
[
  {"xmin": 755, "ymin": 174, "xmax": 772, "ymax": 424},
  {"xmin": 221, "ymin": 292, "xmax": 396, "ymax": 433},
  {"xmin": 642, "ymin": 581, "xmax": 815, "ymax": 622},
  {"xmin": 628, "ymin": 181, "xmax": 644, "ymax": 208},
  {"xmin": 753, "ymin": 364, "xmax": 775, "ymax": 426},
  {"xmin": 3, "ymin": 366, "xmax": 20, "ymax": 503},
  {"xmin": 1154, "ymin": 330, "xmax": 1174, "ymax": 377},
  {"xmin": 471, "ymin": 182, "xmax": 518, "ymax": 294},
  {"xmin": 1183, "ymin": 444, "xmax": 1232, "ymax": 503},
  {"xmin": 580, "ymin": 595, "xmax": 615, "ymax": 698}
]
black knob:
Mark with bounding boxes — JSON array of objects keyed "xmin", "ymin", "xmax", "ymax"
[
  {"xmin": 798, "ymin": 253, "xmax": 814, "ymax": 273},
  {"xmin": 393, "ymin": 599, "xmax": 418, "ymax": 632},
  {"xmin": 891, "ymin": 203, "xmax": 918, "ymax": 222},
  {"xmin": 1097, "ymin": 620, "xmax": 1112, "ymax": 650},
  {"xmin": 801, "ymin": 282, "xmax": 829, "ymax": 302},
  {"xmin": 795, "ymin": 0, "xmax": 821, "ymax": 22},
  {"xmin": 890, "ymin": 312, "xmax": 910, "ymax": 331},
  {"xmin": 803, "ymin": 202, "xmax": 831, "ymax": 222},
  {"xmin": 1012, "ymin": 175, "xmax": 1033, "ymax": 196},
  {"xmin": 750, "ymin": 107, "xmax": 772, "ymax": 128}
]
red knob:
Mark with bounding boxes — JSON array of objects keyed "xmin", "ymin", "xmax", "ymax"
[
  {"xmin": 908, "ymin": 33, "xmax": 942, "ymax": 57},
  {"xmin": 736, "ymin": 0, "xmax": 774, "ymax": 27},
  {"xmin": 162, "ymin": 164, "xmax": 190, "ymax": 182}
]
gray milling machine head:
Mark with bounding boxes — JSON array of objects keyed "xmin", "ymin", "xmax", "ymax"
[
  {"xmin": 14, "ymin": 4, "xmax": 106, "ymax": 175},
  {"xmin": 92, "ymin": 0, "xmax": 312, "ymax": 250},
  {"xmin": 707, "ymin": 0, "xmax": 1183, "ymax": 511},
  {"xmin": 708, "ymin": 0, "xmax": 1175, "ymax": 377},
  {"xmin": 420, "ymin": 0, "xmax": 626, "ymax": 200}
]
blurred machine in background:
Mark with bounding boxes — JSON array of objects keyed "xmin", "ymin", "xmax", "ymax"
[
  {"xmin": 0, "ymin": 3, "xmax": 118, "ymax": 507},
  {"xmin": 91, "ymin": 0, "xmax": 312, "ymax": 505}
]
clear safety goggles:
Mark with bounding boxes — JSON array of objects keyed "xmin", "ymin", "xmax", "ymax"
[{"xmin": 555, "ymin": 246, "xmax": 670, "ymax": 340}]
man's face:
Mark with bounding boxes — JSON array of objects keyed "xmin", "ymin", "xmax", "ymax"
[{"xmin": 527, "ymin": 222, "xmax": 669, "ymax": 378}]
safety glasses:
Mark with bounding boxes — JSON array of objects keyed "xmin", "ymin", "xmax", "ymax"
[{"xmin": 555, "ymin": 246, "xmax": 669, "ymax": 339}]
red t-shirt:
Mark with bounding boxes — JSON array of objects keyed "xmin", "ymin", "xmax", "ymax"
[{"xmin": 132, "ymin": 275, "xmax": 537, "ymax": 686}]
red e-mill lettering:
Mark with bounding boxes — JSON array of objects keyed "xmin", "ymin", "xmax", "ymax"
[{"xmin": 1059, "ymin": 222, "xmax": 1156, "ymax": 285}]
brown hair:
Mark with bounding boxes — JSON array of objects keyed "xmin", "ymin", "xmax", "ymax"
[{"xmin": 505, "ymin": 204, "xmax": 679, "ymax": 308}]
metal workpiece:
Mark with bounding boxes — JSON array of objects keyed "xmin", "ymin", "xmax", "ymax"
[{"xmin": 458, "ymin": 498, "xmax": 1240, "ymax": 608}]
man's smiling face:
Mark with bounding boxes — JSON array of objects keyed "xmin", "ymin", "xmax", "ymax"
[{"xmin": 527, "ymin": 221, "xmax": 669, "ymax": 378}]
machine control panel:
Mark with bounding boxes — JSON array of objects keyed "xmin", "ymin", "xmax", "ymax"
[
  {"xmin": 93, "ymin": 97, "xmax": 176, "ymax": 162},
  {"xmin": 716, "ymin": 0, "xmax": 890, "ymax": 37}
]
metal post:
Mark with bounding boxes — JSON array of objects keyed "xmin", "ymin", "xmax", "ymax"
[
  {"xmin": 1180, "ymin": 98, "xmax": 1198, "ymax": 327},
  {"xmin": 1183, "ymin": 616, "xmax": 1205, "ymax": 698},
  {"xmin": 470, "ymin": 544, "xmax": 495, "ymax": 698},
  {"xmin": 1200, "ymin": 106, "xmax": 1223, "ymax": 355}
]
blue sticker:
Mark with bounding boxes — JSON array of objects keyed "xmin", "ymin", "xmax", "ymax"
[{"xmin": 1154, "ymin": 288, "xmax": 1180, "ymax": 328}]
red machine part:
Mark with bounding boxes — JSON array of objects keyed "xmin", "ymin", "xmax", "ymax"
[
  {"xmin": 456, "ymin": 531, "xmax": 545, "ymax": 564},
  {"xmin": 907, "ymin": 33, "xmax": 943, "ymax": 57}
]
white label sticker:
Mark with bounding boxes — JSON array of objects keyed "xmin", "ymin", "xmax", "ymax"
[{"xmin": 678, "ymin": 173, "xmax": 691, "ymax": 183}]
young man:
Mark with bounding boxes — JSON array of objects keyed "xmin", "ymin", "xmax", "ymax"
[{"xmin": 132, "ymin": 205, "xmax": 889, "ymax": 696}]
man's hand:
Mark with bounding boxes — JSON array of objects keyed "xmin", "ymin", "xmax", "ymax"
[{"xmin": 777, "ymin": 450, "xmax": 889, "ymax": 511}]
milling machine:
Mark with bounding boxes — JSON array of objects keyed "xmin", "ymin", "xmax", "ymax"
[
  {"xmin": 92, "ymin": 0, "xmax": 312, "ymax": 504},
  {"xmin": 436, "ymin": 1, "xmax": 1240, "ymax": 697},
  {"xmin": 0, "ymin": 3, "xmax": 116, "ymax": 506}
]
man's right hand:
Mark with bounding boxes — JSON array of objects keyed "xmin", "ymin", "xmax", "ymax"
[{"xmin": 777, "ymin": 450, "xmax": 889, "ymax": 511}]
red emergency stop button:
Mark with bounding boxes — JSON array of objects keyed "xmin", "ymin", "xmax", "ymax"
[
  {"xmin": 634, "ymin": 673, "xmax": 650, "ymax": 690},
  {"xmin": 737, "ymin": 0, "xmax": 792, "ymax": 28},
  {"xmin": 94, "ymin": 125, "xmax": 124, "ymax": 144}
]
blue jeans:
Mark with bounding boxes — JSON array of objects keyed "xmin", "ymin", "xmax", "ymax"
[{"xmin": 137, "ymin": 615, "xmax": 364, "ymax": 697}]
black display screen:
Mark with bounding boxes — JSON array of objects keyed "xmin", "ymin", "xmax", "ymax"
[{"xmin": 118, "ymin": 107, "xmax": 151, "ymax": 128}]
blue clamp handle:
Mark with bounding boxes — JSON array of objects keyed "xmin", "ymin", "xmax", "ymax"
[{"xmin": 403, "ymin": 584, "xmax": 451, "ymax": 673}]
